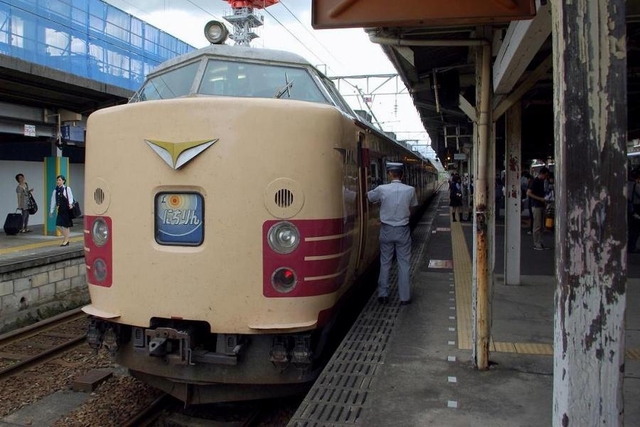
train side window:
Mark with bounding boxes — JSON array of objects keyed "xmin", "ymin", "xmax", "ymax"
[{"xmin": 369, "ymin": 161, "xmax": 381, "ymax": 189}]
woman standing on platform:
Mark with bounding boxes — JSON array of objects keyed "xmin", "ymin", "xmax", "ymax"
[
  {"xmin": 449, "ymin": 174, "xmax": 463, "ymax": 222},
  {"xmin": 15, "ymin": 173, "xmax": 34, "ymax": 233},
  {"xmin": 49, "ymin": 175, "xmax": 74, "ymax": 246}
]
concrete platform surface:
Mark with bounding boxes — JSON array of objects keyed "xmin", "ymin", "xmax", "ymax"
[{"xmin": 0, "ymin": 390, "xmax": 90, "ymax": 426}]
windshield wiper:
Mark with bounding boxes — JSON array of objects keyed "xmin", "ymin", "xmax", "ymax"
[{"xmin": 275, "ymin": 73, "xmax": 294, "ymax": 99}]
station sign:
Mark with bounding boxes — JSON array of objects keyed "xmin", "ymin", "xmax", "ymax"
[
  {"xmin": 23, "ymin": 124, "xmax": 36, "ymax": 137},
  {"xmin": 61, "ymin": 124, "xmax": 85, "ymax": 143},
  {"xmin": 454, "ymin": 153, "xmax": 467, "ymax": 161},
  {"xmin": 312, "ymin": 0, "xmax": 536, "ymax": 29}
]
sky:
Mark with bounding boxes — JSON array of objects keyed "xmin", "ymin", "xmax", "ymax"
[{"xmin": 103, "ymin": 0, "xmax": 435, "ymax": 158}]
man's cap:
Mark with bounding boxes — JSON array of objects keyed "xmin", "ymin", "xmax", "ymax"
[{"xmin": 386, "ymin": 162, "xmax": 404, "ymax": 171}]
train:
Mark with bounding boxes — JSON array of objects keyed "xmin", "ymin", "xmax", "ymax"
[{"xmin": 82, "ymin": 21, "xmax": 440, "ymax": 404}]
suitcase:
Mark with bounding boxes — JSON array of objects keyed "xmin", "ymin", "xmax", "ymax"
[{"xmin": 3, "ymin": 211, "xmax": 22, "ymax": 235}]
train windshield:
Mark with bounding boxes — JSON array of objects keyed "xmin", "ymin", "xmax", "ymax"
[
  {"xmin": 131, "ymin": 58, "xmax": 330, "ymax": 105},
  {"xmin": 198, "ymin": 60, "xmax": 329, "ymax": 103},
  {"xmin": 132, "ymin": 61, "xmax": 201, "ymax": 102}
]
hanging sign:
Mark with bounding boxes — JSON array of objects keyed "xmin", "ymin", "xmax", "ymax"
[{"xmin": 24, "ymin": 124, "xmax": 36, "ymax": 137}]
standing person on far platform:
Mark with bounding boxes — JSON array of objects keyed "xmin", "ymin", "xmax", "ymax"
[
  {"xmin": 449, "ymin": 174, "xmax": 463, "ymax": 222},
  {"xmin": 367, "ymin": 162, "xmax": 418, "ymax": 306},
  {"xmin": 49, "ymin": 175, "xmax": 74, "ymax": 246},
  {"xmin": 15, "ymin": 173, "xmax": 34, "ymax": 233},
  {"xmin": 527, "ymin": 167, "xmax": 550, "ymax": 250}
]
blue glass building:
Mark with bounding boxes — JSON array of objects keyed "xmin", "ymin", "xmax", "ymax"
[{"xmin": 0, "ymin": 0, "xmax": 195, "ymax": 91}]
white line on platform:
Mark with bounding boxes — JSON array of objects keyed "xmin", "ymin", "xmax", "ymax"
[
  {"xmin": 447, "ymin": 356, "xmax": 456, "ymax": 362},
  {"xmin": 448, "ymin": 376, "xmax": 457, "ymax": 383},
  {"xmin": 448, "ymin": 400, "xmax": 458, "ymax": 409}
]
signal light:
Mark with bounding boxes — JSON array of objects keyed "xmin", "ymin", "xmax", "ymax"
[{"xmin": 271, "ymin": 267, "xmax": 297, "ymax": 293}]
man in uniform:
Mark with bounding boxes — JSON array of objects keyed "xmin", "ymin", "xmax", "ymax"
[
  {"xmin": 367, "ymin": 162, "xmax": 418, "ymax": 305},
  {"xmin": 527, "ymin": 166, "xmax": 550, "ymax": 250}
]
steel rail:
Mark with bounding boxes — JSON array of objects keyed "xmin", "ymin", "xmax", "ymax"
[
  {"xmin": 0, "ymin": 334, "xmax": 86, "ymax": 382},
  {"xmin": 121, "ymin": 393, "xmax": 173, "ymax": 427},
  {"xmin": 0, "ymin": 308, "xmax": 86, "ymax": 348}
]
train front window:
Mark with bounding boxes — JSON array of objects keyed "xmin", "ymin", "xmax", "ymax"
[
  {"xmin": 198, "ymin": 60, "xmax": 329, "ymax": 104},
  {"xmin": 131, "ymin": 61, "xmax": 201, "ymax": 102}
]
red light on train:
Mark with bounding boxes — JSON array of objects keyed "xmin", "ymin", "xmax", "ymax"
[
  {"xmin": 272, "ymin": 267, "xmax": 297, "ymax": 293},
  {"xmin": 84, "ymin": 216, "xmax": 113, "ymax": 287}
]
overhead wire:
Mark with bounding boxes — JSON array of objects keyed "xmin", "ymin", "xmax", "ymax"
[
  {"xmin": 261, "ymin": 7, "xmax": 328, "ymax": 71},
  {"xmin": 184, "ymin": 0, "xmax": 225, "ymax": 23},
  {"xmin": 278, "ymin": 0, "xmax": 344, "ymax": 72}
]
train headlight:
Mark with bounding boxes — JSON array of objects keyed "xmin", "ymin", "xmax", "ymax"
[
  {"xmin": 91, "ymin": 218, "xmax": 109, "ymax": 247},
  {"xmin": 271, "ymin": 267, "xmax": 297, "ymax": 293},
  {"xmin": 204, "ymin": 20, "xmax": 228, "ymax": 44},
  {"xmin": 267, "ymin": 222, "xmax": 300, "ymax": 254}
]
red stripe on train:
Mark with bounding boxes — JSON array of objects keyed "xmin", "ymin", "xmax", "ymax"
[
  {"xmin": 84, "ymin": 216, "xmax": 113, "ymax": 288},
  {"xmin": 263, "ymin": 218, "xmax": 355, "ymax": 297}
]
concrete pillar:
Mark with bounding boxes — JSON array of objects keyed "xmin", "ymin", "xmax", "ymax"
[
  {"xmin": 552, "ymin": 0, "xmax": 627, "ymax": 425},
  {"xmin": 43, "ymin": 157, "xmax": 69, "ymax": 236}
]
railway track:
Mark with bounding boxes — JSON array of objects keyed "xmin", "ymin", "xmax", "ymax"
[
  {"xmin": 120, "ymin": 396, "xmax": 280, "ymax": 427},
  {"xmin": 0, "ymin": 308, "xmax": 88, "ymax": 381}
]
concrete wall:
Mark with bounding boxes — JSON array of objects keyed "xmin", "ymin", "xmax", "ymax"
[
  {"xmin": 0, "ymin": 252, "xmax": 88, "ymax": 331},
  {"xmin": 0, "ymin": 160, "xmax": 85, "ymax": 227}
]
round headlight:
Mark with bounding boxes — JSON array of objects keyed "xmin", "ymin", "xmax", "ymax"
[
  {"xmin": 91, "ymin": 218, "xmax": 109, "ymax": 247},
  {"xmin": 93, "ymin": 258, "xmax": 107, "ymax": 282},
  {"xmin": 267, "ymin": 222, "xmax": 300, "ymax": 254},
  {"xmin": 204, "ymin": 20, "xmax": 229, "ymax": 44},
  {"xmin": 271, "ymin": 267, "xmax": 297, "ymax": 293}
]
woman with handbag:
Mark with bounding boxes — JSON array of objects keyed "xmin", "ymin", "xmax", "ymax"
[
  {"xmin": 15, "ymin": 173, "xmax": 34, "ymax": 233},
  {"xmin": 49, "ymin": 175, "xmax": 74, "ymax": 246}
]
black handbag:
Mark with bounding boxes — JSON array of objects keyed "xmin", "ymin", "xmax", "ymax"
[
  {"xmin": 64, "ymin": 187, "xmax": 81, "ymax": 219},
  {"xmin": 71, "ymin": 201, "xmax": 82, "ymax": 218},
  {"xmin": 27, "ymin": 193, "xmax": 38, "ymax": 215}
]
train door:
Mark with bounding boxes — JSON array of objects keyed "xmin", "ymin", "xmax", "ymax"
[{"xmin": 355, "ymin": 133, "xmax": 369, "ymax": 271}]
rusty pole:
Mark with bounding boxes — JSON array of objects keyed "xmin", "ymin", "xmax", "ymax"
[
  {"xmin": 474, "ymin": 40, "xmax": 492, "ymax": 370},
  {"xmin": 552, "ymin": 0, "xmax": 627, "ymax": 425}
]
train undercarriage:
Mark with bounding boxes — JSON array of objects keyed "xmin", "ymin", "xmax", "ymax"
[{"xmin": 87, "ymin": 317, "xmax": 323, "ymax": 404}]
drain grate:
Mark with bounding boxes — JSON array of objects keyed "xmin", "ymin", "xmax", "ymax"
[{"xmin": 287, "ymin": 194, "xmax": 440, "ymax": 426}]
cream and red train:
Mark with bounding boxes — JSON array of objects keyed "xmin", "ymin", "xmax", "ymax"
[{"xmin": 82, "ymin": 28, "xmax": 439, "ymax": 404}]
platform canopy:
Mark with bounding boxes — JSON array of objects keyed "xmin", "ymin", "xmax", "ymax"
[{"xmin": 311, "ymin": 0, "xmax": 536, "ymax": 29}]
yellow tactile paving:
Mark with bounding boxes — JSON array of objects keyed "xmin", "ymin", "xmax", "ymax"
[
  {"xmin": 450, "ymin": 220, "xmax": 473, "ymax": 350},
  {"xmin": 449, "ymin": 207, "xmax": 640, "ymax": 359},
  {"xmin": 514, "ymin": 342, "xmax": 554, "ymax": 355},
  {"xmin": 0, "ymin": 236, "xmax": 84, "ymax": 255},
  {"xmin": 626, "ymin": 348, "xmax": 640, "ymax": 360},
  {"xmin": 493, "ymin": 341, "xmax": 517, "ymax": 353}
]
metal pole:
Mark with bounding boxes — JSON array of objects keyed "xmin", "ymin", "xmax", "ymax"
[
  {"xmin": 552, "ymin": 0, "xmax": 627, "ymax": 424},
  {"xmin": 474, "ymin": 41, "xmax": 491, "ymax": 370}
]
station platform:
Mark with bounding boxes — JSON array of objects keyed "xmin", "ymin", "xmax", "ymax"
[
  {"xmin": 288, "ymin": 190, "xmax": 640, "ymax": 426},
  {"xmin": 0, "ymin": 224, "xmax": 84, "ymax": 272}
]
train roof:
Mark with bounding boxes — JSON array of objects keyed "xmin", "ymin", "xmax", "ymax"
[{"xmin": 149, "ymin": 43, "xmax": 315, "ymax": 77}]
